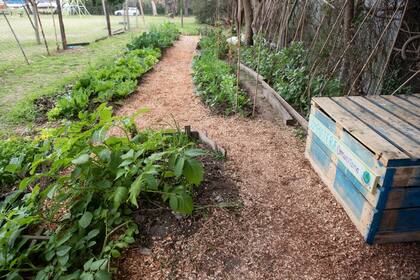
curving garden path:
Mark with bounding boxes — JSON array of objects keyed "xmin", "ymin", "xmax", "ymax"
[{"xmin": 115, "ymin": 36, "xmax": 420, "ymax": 279}]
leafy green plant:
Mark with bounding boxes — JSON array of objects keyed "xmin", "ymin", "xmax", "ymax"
[
  {"xmin": 193, "ymin": 33, "xmax": 250, "ymax": 115},
  {"xmin": 127, "ymin": 22, "xmax": 180, "ymax": 51},
  {"xmin": 48, "ymin": 48, "xmax": 161, "ymax": 120},
  {"xmin": 0, "ymin": 104, "xmax": 206, "ymax": 279},
  {"xmin": 48, "ymin": 22, "xmax": 180, "ymax": 121},
  {"xmin": 0, "ymin": 138, "xmax": 38, "ymax": 193},
  {"xmin": 241, "ymin": 41, "xmax": 341, "ymax": 117}
]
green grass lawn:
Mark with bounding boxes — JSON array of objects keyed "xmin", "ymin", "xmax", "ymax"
[{"xmin": 0, "ymin": 15, "xmax": 201, "ymax": 134}]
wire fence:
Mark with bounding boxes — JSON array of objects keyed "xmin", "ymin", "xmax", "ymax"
[{"xmin": 0, "ymin": 7, "xmax": 146, "ymax": 73}]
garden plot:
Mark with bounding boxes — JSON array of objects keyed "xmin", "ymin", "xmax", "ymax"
[{"xmin": 112, "ymin": 36, "xmax": 420, "ymax": 279}]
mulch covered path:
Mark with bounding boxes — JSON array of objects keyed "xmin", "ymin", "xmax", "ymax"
[{"xmin": 114, "ymin": 36, "xmax": 420, "ymax": 280}]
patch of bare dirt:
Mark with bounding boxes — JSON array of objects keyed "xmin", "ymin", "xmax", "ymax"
[{"xmin": 114, "ymin": 36, "xmax": 420, "ymax": 280}]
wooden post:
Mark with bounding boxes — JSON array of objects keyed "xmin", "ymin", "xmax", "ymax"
[
  {"xmin": 125, "ymin": 0, "xmax": 131, "ymax": 31},
  {"xmin": 56, "ymin": 0, "xmax": 67, "ymax": 49},
  {"xmin": 33, "ymin": 3, "xmax": 50, "ymax": 55},
  {"xmin": 102, "ymin": 0, "xmax": 112, "ymax": 36},
  {"xmin": 180, "ymin": 0, "xmax": 184, "ymax": 29},
  {"xmin": 29, "ymin": 0, "xmax": 41, "ymax": 44},
  {"xmin": 138, "ymin": 0, "xmax": 145, "ymax": 26},
  {"xmin": 3, "ymin": 14, "xmax": 30, "ymax": 64}
]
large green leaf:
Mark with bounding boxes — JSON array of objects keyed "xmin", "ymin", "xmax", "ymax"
[
  {"xmin": 113, "ymin": 186, "xmax": 128, "ymax": 209},
  {"xmin": 72, "ymin": 154, "xmax": 90, "ymax": 165},
  {"xmin": 79, "ymin": 211, "xmax": 93, "ymax": 229},
  {"xmin": 183, "ymin": 158, "xmax": 203, "ymax": 185}
]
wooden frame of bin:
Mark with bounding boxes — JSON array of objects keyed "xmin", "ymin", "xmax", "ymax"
[{"xmin": 305, "ymin": 94, "xmax": 420, "ymax": 244}]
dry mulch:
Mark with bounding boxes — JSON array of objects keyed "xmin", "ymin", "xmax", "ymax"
[{"xmin": 114, "ymin": 36, "xmax": 420, "ymax": 280}]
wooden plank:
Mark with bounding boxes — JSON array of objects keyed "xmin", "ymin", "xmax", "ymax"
[
  {"xmin": 392, "ymin": 167, "xmax": 420, "ymax": 187},
  {"xmin": 240, "ymin": 63, "xmax": 308, "ymax": 129},
  {"xmin": 239, "ymin": 72, "xmax": 295, "ymax": 125},
  {"xmin": 332, "ymin": 97, "xmax": 420, "ymax": 159},
  {"xmin": 305, "ymin": 132, "xmax": 377, "ymax": 241},
  {"xmin": 349, "ymin": 96, "xmax": 420, "ymax": 139},
  {"xmin": 381, "ymin": 95, "xmax": 420, "ymax": 118},
  {"xmin": 364, "ymin": 95, "xmax": 420, "ymax": 129},
  {"xmin": 385, "ymin": 187, "xmax": 420, "ymax": 208},
  {"xmin": 379, "ymin": 207, "xmax": 420, "ymax": 232},
  {"xmin": 374, "ymin": 231, "xmax": 420, "ymax": 243},
  {"xmin": 312, "ymin": 97, "xmax": 408, "ymax": 165},
  {"xmin": 397, "ymin": 94, "xmax": 420, "ymax": 107},
  {"xmin": 309, "ymin": 114, "xmax": 381, "ymax": 193}
]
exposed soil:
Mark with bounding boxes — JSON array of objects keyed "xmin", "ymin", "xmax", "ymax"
[{"xmin": 114, "ymin": 36, "xmax": 420, "ymax": 280}]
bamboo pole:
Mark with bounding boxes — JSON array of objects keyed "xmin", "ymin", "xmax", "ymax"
[
  {"xmin": 31, "ymin": 3, "xmax": 50, "ymax": 55},
  {"xmin": 236, "ymin": 0, "xmax": 242, "ymax": 112},
  {"xmin": 49, "ymin": 0, "xmax": 60, "ymax": 50},
  {"xmin": 391, "ymin": 70, "xmax": 420, "ymax": 95},
  {"xmin": 3, "ymin": 14, "xmax": 30, "ymax": 64}
]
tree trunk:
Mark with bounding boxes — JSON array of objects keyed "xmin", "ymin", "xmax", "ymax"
[
  {"xmin": 184, "ymin": 0, "xmax": 189, "ymax": 16},
  {"xmin": 242, "ymin": 0, "xmax": 254, "ymax": 45},
  {"xmin": 151, "ymin": 0, "xmax": 158, "ymax": 16},
  {"xmin": 340, "ymin": 0, "xmax": 354, "ymax": 92}
]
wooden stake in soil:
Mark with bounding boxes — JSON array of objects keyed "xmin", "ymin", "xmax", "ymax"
[
  {"xmin": 236, "ymin": 0, "xmax": 242, "ymax": 112},
  {"xmin": 29, "ymin": 0, "xmax": 41, "ymax": 44},
  {"xmin": 49, "ymin": 0, "xmax": 60, "ymax": 50},
  {"xmin": 180, "ymin": 0, "xmax": 184, "ymax": 29},
  {"xmin": 56, "ymin": 0, "xmax": 67, "ymax": 50},
  {"xmin": 102, "ymin": 0, "xmax": 112, "ymax": 36},
  {"xmin": 125, "ymin": 0, "xmax": 131, "ymax": 31},
  {"xmin": 138, "ymin": 0, "xmax": 145, "ymax": 26},
  {"xmin": 3, "ymin": 13, "xmax": 29, "ymax": 64},
  {"xmin": 33, "ymin": 1, "xmax": 50, "ymax": 55}
]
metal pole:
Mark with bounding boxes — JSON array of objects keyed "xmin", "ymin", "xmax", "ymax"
[{"xmin": 3, "ymin": 13, "xmax": 30, "ymax": 64}]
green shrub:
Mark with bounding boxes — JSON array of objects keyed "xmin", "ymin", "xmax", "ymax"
[
  {"xmin": 241, "ymin": 41, "xmax": 341, "ymax": 116},
  {"xmin": 0, "ymin": 105, "xmax": 205, "ymax": 278},
  {"xmin": 127, "ymin": 22, "xmax": 180, "ymax": 51},
  {"xmin": 193, "ymin": 34, "xmax": 249, "ymax": 115},
  {"xmin": 48, "ymin": 48, "xmax": 160, "ymax": 120},
  {"xmin": 48, "ymin": 23, "xmax": 180, "ymax": 121}
]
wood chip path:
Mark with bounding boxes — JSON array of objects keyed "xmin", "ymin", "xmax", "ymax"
[{"xmin": 115, "ymin": 36, "xmax": 420, "ymax": 280}]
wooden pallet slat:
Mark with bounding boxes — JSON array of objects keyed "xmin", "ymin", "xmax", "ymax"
[
  {"xmin": 332, "ymin": 97, "xmax": 420, "ymax": 159},
  {"xmin": 365, "ymin": 96, "xmax": 420, "ymax": 129},
  {"xmin": 312, "ymin": 97, "xmax": 408, "ymax": 165},
  {"xmin": 307, "ymin": 94, "xmax": 420, "ymax": 243},
  {"xmin": 382, "ymin": 95, "xmax": 420, "ymax": 118},
  {"xmin": 349, "ymin": 96, "xmax": 420, "ymax": 139}
]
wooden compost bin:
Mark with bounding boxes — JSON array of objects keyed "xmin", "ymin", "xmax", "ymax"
[{"xmin": 305, "ymin": 94, "xmax": 420, "ymax": 244}]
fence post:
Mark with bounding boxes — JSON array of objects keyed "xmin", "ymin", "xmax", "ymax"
[
  {"xmin": 56, "ymin": 0, "xmax": 67, "ymax": 49},
  {"xmin": 102, "ymin": 0, "xmax": 112, "ymax": 36},
  {"xmin": 29, "ymin": 0, "xmax": 41, "ymax": 44},
  {"xmin": 125, "ymin": 0, "xmax": 131, "ymax": 31}
]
